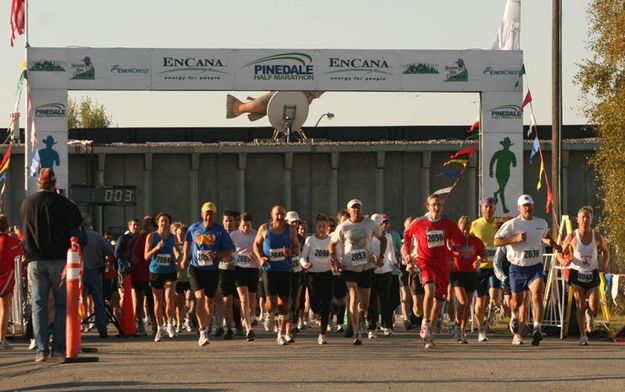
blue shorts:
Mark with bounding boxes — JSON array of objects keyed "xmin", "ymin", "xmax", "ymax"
[
  {"xmin": 509, "ymin": 263, "xmax": 544, "ymax": 293},
  {"xmin": 476, "ymin": 268, "xmax": 501, "ymax": 297}
]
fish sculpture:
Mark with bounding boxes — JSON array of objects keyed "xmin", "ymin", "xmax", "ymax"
[{"xmin": 226, "ymin": 91, "xmax": 324, "ymax": 121}]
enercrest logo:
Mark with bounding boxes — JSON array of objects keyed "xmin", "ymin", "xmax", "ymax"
[
  {"xmin": 483, "ymin": 66, "xmax": 522, "ymax": 76},
  {"xmin": 110, "ymin": 65, "xmax": 149, "ymax": 74}
]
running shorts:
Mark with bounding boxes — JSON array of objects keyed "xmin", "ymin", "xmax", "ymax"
[
  {"xmin": 262, "ymin": 270, "xmax": 291, "ymax": 298},
  {"xmin": 188, "ymin": 265, "xmax": 219, "ymax": 298},
  {"xmin": 476, "ymin": 268, "xmax": 501, "ymax": 297},
  {"xmin": 509, "ymin": 263, "xmax": 544, "ymax": 293},
  {"xmin": 419, "ymin": 265, "xmax": 448, "ymax": 299},
  {"xmin": 149, "ymin": 272, "xmax": 177, "ymax": 289},
  {"xmin": 450, "ymin": 271, "xmax": 478, "ymax": 292},
  {"xmin": 234, "ymin": 267, "xmax": 259, "ymax": 293},
  {"xmin": 341, "ymin": 268, "xmax": 374, "ymax": 289},
  {"xmin": 569, "ymin": 269, "xmax": 600, "ymax": 291},
  {"xmin": 175, "ymin": 281, "xmax": 191, "ymax": 294}
]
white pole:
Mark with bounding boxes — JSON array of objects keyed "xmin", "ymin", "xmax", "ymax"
[{"xmin": 23, "ymin": 0, "xmax": 30, "ymax": 193}]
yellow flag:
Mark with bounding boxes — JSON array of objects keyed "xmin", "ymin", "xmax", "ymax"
[
  {"xmin": 537, "ymin": 162, "xmax": 544, "ymax": 190},
  {"xmin": 443, "ymin": 159, "xmax": 468, "ymax": 167}
]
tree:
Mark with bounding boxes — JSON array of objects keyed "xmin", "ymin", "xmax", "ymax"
[
  {"xmin": 576, "ymin": 1, "xmax": 625, "ymax": 271},
  {"xmin": 67, "ymin": 96, "xmax": 112, "ymax": 128}
]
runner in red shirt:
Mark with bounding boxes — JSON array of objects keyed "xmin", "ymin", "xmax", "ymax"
[
  {"xmin": 403, "ymin": 194, "xmax": 463, "ymax": 349},
  {"xmin": 449, "ymin": 216, "xmax": 485, "ymax": 343},
  {"xmin": 0, "ymin": 215, "xmax": 23, "ymax": 349}
]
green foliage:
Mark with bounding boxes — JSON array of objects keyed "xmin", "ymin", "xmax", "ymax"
[
  {"xmin": 67, "ymin": 96, "xmax": 112, "ymax": 129},
  {"xmin": 576, "ymin": 1, "xmax": 625, "ymax": 271}
]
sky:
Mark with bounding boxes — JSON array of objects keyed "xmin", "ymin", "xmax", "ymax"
[{"xmin": 1, "ymin": 0, "xmax": 593, "ymax": 129}]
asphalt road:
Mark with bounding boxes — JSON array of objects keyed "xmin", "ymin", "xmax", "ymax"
[{"xmin": 1, "ymin": 326, "xmax": 624, "ymax": 391}]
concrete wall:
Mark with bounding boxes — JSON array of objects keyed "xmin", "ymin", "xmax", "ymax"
[{"xmin": 2, "ymin": 141, "xmax": 599, "ymax": 237}]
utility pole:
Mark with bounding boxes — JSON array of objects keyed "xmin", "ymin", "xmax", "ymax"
[{"xmin": 551, "ymin": 0, "xmax": 562, "ymax": 233}]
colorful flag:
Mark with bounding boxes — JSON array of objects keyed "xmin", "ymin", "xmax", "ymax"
[
  {"xmin": 449, "ymin": 146, "xmax": 476, "ymax": 159},
  {"xmin": 443, "ymin": 159, "xmax": 468, "ymax": 167},
  {"xmin": 29, "ymin": 149, "xmax": 40, "ymax": 177},
  {"xmin": 521, "ymin": 90, "xmax": 532, "ymax": 112},
  {"xmin": 529, "ymin": 137, "xmax": 539, "ymax": 164},
  {"xmin": 438, "ymin": 171, "xmax": 462, "ymax": 179},
  {"xmin": 10, "ymin": 0, "xmax": 25, "ymax": 47},
  {"xmin": 469, "ymin": 120, "xmax": 480, "ymax": 132},
  {"xmin": 16, "ymin": 61, "xmax": 27, "ymax": 96},
  {"xmin": 433, "ymin": 186, "xmax": 453, "ymax": 196},
  {"xmin": 537, "ymin": 161, "xmax": 544, "ymax": 190},
  {"xmin": 0, "ymin": 145, "xmax": 12, "ymax": 174}
]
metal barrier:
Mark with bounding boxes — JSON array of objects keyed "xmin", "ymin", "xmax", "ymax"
[{"xmin": 9, "ymin": 256, "xmax": 25, "ymax": 336}]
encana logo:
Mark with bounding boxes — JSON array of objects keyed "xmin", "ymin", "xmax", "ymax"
[
  {"xmin": 489, "ymin": 104, "xmax": 522, "ymax": 119},
  {"xmin": 326, "ymin": 58, "xmax": 392, "ymax": 75},
  {"xmin": 35, "ymin": 103, "xmax": 66, "ymax": 118}
]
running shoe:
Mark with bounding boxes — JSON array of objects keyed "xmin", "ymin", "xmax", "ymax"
[
  {"xmin": 487, "ymin": 305, "xmax": 498, "ymax": 327},
  {"xmin": 35, "ymin": 352, "xmax": 46, "ymax": 362},
  {"xmin": 198, "ymin": 329, "xmax": 209, "ymax": 346},
  {"xmin": 154, "ymin": 325, "xmax": 164, "ymax": 342},
  {"xmin": 214, "ymin": 327, "xmax": 225, "ymax": 337},
  {"xmin": 318, "ymin": 334, "xmax": 327, "ymax": 345},
  {"xmin": 184, "ymin": 319, "xmax": 193, "ymax": 333},
  {"xmin": 251, "ymin": 317, "xmax": 258, "ymax": 327},
  {"xmin": 509, "ymin": 318, "xmax": 520, "ymax": 335},
  {"xmin": 531, "ymin": 329, "xmax": 542, "ymax": 346},
  {"xmin": 167, "ymin": 322, "xmax": 175, "ymax": 338},
  {"xmin": 263, "ymin": 315, "xmax": 272, "ymax": 332},
  {"xmin": 277, "ymin": 334, "xmax": 287, "ymax": 346},
  {"xmin": 403, "ymin": 319, "xmax": 413, "ymax": 331},
  {"xmin": 424, "ymin": 337, "xmax": 434, "ymax": 349},
  {"xmin": 175, "ymin": 321, "xmax": 182, "ymax": 334},
  {"xmin": 246, "ymin": 329, "xmax": 256, "ymax": 342},
  {"xmin": 585, "ymin": 309, "xmax": 595, "ymax": 333},
  {"xmin": 29, "ymin": 339, "xmax": 36, "ymax": 350},
  {"xmin": 352, "ymin": 331, "xmax": 362, "ymax": 345},
  {"xmin": 453, "ymin": 324, "xmax": 462, "ymax": 342},
  {"xmin": 579, "ymin": 334, "xmax": 589, "ymax": 346},
  {"xmin": 460, "ymin": 334, "xmax": 468, "ymax": 344},
  {"xmin": 336, "ymin": 324, "xmax": 344, "ymax": 333},
  {"xmin": 478, "ymin": 332, "xmax": 488, "ymax": 342},
  {"xmin": 368, "ymin": 330, "xmax": 377, "ymax": 339},
  {"xmin": 512, "ymin": 334, "xmax": 523, "ymax": 345},
  {"xmin": 284, "ymin": 333, "xmax": 295, "ymax": 344},
  {"xmin": 382, "ymin": 327, "xmax": 392, "ymax": 337}
]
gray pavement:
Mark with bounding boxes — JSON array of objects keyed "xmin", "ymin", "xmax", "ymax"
[{"xmin": 1, "ymin": 326, "xmax": 624, "ymax": 391}]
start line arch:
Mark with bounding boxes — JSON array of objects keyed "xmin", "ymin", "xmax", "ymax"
[{"xmin": 26, "ymin": 47, "xmax": 523, "ymax": 212}]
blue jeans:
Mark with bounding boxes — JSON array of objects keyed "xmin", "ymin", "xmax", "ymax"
[
  {"xmin": 28, "ymin": 260, "xmax": 66, "ymax": 354},
  {"xmin": 83, "ymin": 268, "xmax": 107, "ymax": 333}
]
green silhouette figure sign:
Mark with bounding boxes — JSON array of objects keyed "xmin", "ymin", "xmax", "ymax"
[
  {"xmin": 489, "ymin": 137, "xmax": 517, "ymax": 213},
  {"xmin": 39, "ymin": 135, "xmax": 60, "ymax": 170}
]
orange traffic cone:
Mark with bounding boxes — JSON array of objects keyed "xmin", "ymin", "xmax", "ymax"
[{"xmin": 119, "ymin": 274, "xmax": 137, "ymax": 336}]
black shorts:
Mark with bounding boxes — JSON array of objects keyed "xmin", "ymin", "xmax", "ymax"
[
  {"xmin": 332, "ymin": 275, "xmax": 347, "ymax": 299},
  {"xmin": 409, "ymin": 270, "xmax": 425, "ymax": 295},
  {"xmin": 176, "ymin": 281, "xmax": 191, "ymax": 294},
  {"xmin": 341, "ymin": 269, "xmax": 374, "ymax": 289},
  {"xmin": 188, "ymin": 266, "xmax": 219, "ymax": 298},
  {"xmin": 234, "ymin": 267, "xmax": 259, "ymax": 293},
  {"xmin": 131, "ymin": 280, "xmax": 150, "ymax": 292},
  {"xmin": 262, "ymin": 270, "xmax": 291, "ymax": 298},
  {"xmin": 450, "ymin": 271, "xmax": 478, "ymax": 292},
  {"xmin": 399, "ymin": 265, "xmax": 409, "ymax": 286},
  {"xmin": 569, "ymin": 269, "xmax": 600, "ymax": 290},
  {"xmin": 476, "ymin": 268, "xmax": 502, "ymax": 297},
  {"xmin": 219, "ymin": 269, "xmax": 236, "ymax": 296},
  {"xmin": 149, "ymin": 272, "xmax": 177, "ymax": 290}
]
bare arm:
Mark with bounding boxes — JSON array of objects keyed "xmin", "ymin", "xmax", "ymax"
[
  {"xmin": 493, "ymin": 232, "xmax": 525, "ymax": 247},
  {"xmin": 376, "ymin": 234, "xmax": 388, "ymax": 268},
  {"xmin": 253, "ymin": 224, "xmax": 268, "ymax": 267},
  {"xmin": 144, "ymin": 233, "xmax": 162, "ymax": 261},
  {"xmin": 555, "ymin": 233, "xmax": 574, "ymax": 265},
  {"xmin": 596, "ymin": 232, "xmax": 610, "ymax": 273},
  {"xmin": 181, "ymin": 240, "xmax": 191, "ymax": 269}
]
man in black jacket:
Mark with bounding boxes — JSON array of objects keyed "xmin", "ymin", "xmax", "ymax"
[{"xmin": 21, "ymin": 168, "xmax": 83, "ymax": 362}]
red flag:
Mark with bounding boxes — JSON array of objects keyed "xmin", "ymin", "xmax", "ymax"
[
  {"xmin": 450, "ymin": 146, "xmax": 476, "ymax": 160},
  {"xmin": 469, "ymin": 120, "xmax": 480, "ymax": 132},
  {"xmin": 10, "ymin": 0, "xmax": 25, "ymax": 47},
  {"xmin": 521, "ymin": 90, "xmax": 532, "ymax": 112}
]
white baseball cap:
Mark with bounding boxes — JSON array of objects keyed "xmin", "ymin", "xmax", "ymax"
[
  {"xmin": 517, "ymin": 194, "xmax": 534, "ymax": 206},
  {"xmin": 346, "ymin": 199, "xmax": 363, "ymax": 208},
  {"xmin": 285, "ymin": 211, "xmax": 301, "ymax": 223},
  {"xmin": 370, "ymin": 213, "xmax": 384, "ymax": 225}
]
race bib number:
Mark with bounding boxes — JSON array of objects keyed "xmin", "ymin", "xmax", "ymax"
[
  {"xmin": 196, "ymin": 250, "xmax": 214, "ymax": 267},
  {"xmin": 486, "ymin": 247, "xmax": 496, "ymax": 258},
  {"xmin": 578, "ymin": 271, "xmax": 593, "ymax": 283},
  {"xmin": 347, "ymin": 249, "xmax": 367, "ymax": 266},
  {"xmin": 426, "ymin": 230, "xmax": 444, "ymax": 248},
  {"xmin": 523, "ymin": 249, "xmax": 540, "ymax": 260},
  {"xmin": 236, "ymin": 252, "xmax": 251, "ymax": 265},
  {"xmin": 156, "ymin": 254, "xmax": 172, "ymax": 267},
  {"xmin": 269, "ymin": 248, "xmax": 286, "ymax": 262},
  {"xmin": 314, "ymin": 248, "xmax": 330, "ymax": 260}
]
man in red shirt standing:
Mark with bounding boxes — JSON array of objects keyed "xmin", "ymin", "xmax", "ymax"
[{"xmin": 403, "ymin": 194, "xmax": 463, "ymax": 349}]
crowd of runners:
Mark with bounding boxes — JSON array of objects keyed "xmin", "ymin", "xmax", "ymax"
[{"xmin": 1, "ymin": 190, "xmax": 611, "ymax": 357}]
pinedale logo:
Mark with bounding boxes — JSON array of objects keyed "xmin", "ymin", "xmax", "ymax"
[
  {"xmin": 244, "ymin": 53, "xmax": 314, "ymax": 81},
  {"xmin": 488, "ymin": 104, "xmax": 522, "ymax": 119},
  {"xmin": 35, "ymin": 103, "xmax": 66, "ymax": 118},
  {"xmin": 29, "ymin": 60, "xmax": 66, "ymax": 72},
  {"xmin": 444, "ymin": 59, "xmax": 468, "ymax": 82},
  {"xmin": 403, "ymin": 62, "xmax": 439, "ymax": 74},
  {"xmin": 71, "ymin": 57, "xmax": 95, "ymax": 80}
]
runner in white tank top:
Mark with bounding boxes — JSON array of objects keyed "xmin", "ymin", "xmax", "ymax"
[{"xmin": 557, "ymin": 206, "xmax": 610, "ymax": 346}]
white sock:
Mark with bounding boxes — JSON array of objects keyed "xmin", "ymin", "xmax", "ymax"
[
  {"xmin": 533, "ymin": 321, "xmax": 541, "ymax": 330},
  {"xmin": 511, "ymin": 311, "xmax": 519, "ymax": 320}
]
